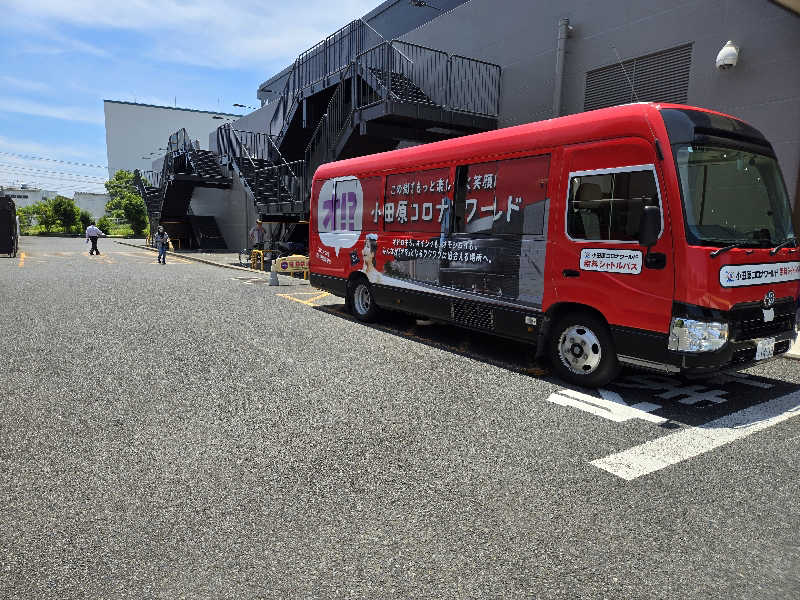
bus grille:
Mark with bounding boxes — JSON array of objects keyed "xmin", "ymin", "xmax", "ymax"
[
  {"xmin": 451, "ymin": 301, "xmax": 495, "ymax": 331},
  {"xmin": 729, "ymin": 299, "xmax": 796, "ymax": 341}
]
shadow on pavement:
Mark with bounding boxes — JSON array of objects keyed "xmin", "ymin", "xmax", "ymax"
[{"xmin": 315, "ymin": 302, "xmax": 800, "ymax": 428}]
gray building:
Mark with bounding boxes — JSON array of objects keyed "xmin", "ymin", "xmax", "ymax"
[{"xmin": 147, "ymin": 0, "xmax": 800, "ymax": 250}]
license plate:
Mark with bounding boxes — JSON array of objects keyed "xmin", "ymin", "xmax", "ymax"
[{"xmin": 755, "ymin": 338, "xmax": 775, "ymax": 361}]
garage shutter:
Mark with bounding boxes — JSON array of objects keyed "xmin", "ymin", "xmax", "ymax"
[{"xmin": 584, "ymin": 43, "xmax": 692, "ymax": 111}]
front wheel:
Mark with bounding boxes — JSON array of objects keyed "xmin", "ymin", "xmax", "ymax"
[
  {"xmin": 548, "ymin": 312, "xmax": 620, "ymax": 387},
  {"xmin": 349, "ymin": 278, "xmax": 378, "ymax": 322}
]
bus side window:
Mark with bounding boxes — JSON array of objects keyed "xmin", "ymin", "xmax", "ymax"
[
  {"xmin": 360, "ymin": 177, "xmax": 382, "ymax": 231},
  {"xmin": 333, "ymin": 179, "xmax": 359, "ymax": 231},
  {"xmin": 316, "ymin": 179, "xmax": 334, "ymax": 233},
  {"xmin": 494, "ymin": 155, "xmax": 550, "ymax": 236},
  {"xmin": 452, "ymin": 166, "xmax": 468, "ymax": 232},
  {"xmin": 567, "ymin": 168, "xmax": 659, "ymax": 241},
  {"xmin": 453, "ymin": 161, "xmax": 497, "ymax": 234}
]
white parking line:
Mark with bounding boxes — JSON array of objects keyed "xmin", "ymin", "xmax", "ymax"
[{"xmin": 591, "ymin": 391, "xmax": 800, "ymax": 480}]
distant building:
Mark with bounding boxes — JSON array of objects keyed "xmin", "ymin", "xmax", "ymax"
[
  {"xmin": 103, "ymin": 100, "xmax": 241, "ymax": 178},
  {"xmin": 73, "ymin": 191, "xmax": 110, "ymax": 220},
  {"xmin": 0, "ymin": 185, "xmax": 57, "ymax": 208}
]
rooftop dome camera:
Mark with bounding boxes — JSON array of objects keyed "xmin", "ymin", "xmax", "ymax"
[{"xmin": 716, "ymin": 40, "xmax": 739, "ymax": 70}]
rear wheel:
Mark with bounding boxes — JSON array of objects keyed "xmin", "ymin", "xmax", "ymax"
[
  {"xmin": 548, "ymin": 311, "xmax": 620, "ymax": 387},
  {"xmin": 349, "ymin": 278, "xmax": 378, "ymax": 322}
]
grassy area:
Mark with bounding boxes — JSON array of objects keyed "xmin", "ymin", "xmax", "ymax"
[{"xmin": 22, "ymin": 224, "xmax": 144, "ymax": 237}]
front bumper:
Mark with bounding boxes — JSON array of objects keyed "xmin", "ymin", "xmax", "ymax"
[{"xmin": 669, "ymin": 299, "xmax": 797, "ymax": 375}]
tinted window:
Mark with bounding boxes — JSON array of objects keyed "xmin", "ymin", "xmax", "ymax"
[
  {"xmin": 453, "ymin": 155, "xmax": 550, "ymax": 236},
  {"xmin": 567, "ymin": 168, "xmax": 659, "ymax": 241},
  {"xmin": 384, "ymin": 168, "xmax": 453, "ymax": 233}
]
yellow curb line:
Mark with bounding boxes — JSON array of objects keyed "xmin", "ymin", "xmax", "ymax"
[{"xmin": 276, "ymin": 292, "xmax": 330, "ymax": 306}]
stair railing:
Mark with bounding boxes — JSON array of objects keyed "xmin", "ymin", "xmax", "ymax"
[
  {"xmin": 227, "ymin": 126, "xmax": 260, "ymax": 204},
  {"xmin": 303, "ymin": 65, "xmax": 355, "ymax": 190},
  {"xmin": 268, "ymin": 18, "xmax": 397, "ymax": 143},
  {"xmin": 354, "ymin": 40, "xmax": 500, "ymax": 117}
]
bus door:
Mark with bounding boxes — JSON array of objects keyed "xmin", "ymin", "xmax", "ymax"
[
  {"xmin": 553, "ymin": 138, "xmax": 674, "ymax": 334},
  {"xmin": 445, "ymin": 155, "xmax": 551, "ymax": 307}
]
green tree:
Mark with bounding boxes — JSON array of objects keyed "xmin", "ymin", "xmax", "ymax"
[
  {"xmin": 16, "ymin": 204, "xmax": 36, "ymax": 234},
  {"xmin": 79, "ymin": 210, "xmax": 94, "ymax": 231},
  {"xmin": 97, "ymin": 216, "xmax": 114, "ymax": 235},
  {"xmin": 122, "ymin": 196, "xmax": 148, "ymax": 236},
  {"xmin": 51, "ymin": 195, "xmax": 80, "ymax": 233},
  {"xmin": 33, "ymin": 200, "xmax": 57, "ymax": 233},
  {"xmin": 105, "ymin": 170, "xmax": 148, "ymax": 236}
]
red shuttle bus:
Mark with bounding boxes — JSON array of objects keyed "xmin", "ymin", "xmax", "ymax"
[{"xmin": 309, "ymin": 103, "xmax": 799, "ymax": 386}]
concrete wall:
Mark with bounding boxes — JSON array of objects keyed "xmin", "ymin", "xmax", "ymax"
[
  {"xmin": 401, "ymin": 0, "xmax": 800, "ymax": 204},
  {"xmin": 189, "ymin": 173, "xmax": 257, "ymax": 250},
  {"xmin": 209, "ymin": 102, "xmax": 282, "ymax": 151},
  {"xmin": 73, "ymin": 192, "xmax": 110, "ymax": 220},
  {"xmin": 104, "ymin": 101, "xmax": 241, "ymax": 178},
  {"xmin": 0, "ymin": 187, "xmax": 57, "ymax": 208}
]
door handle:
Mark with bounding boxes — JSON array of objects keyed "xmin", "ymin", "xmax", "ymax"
[{"xmin": 562, "ymin": 269, "xmax": 580, "ymax": 278}]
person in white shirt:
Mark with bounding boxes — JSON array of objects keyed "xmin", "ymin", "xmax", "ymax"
[{"xmin": 85, "ymin": 222, "xmax": 105, "ymax": 256}]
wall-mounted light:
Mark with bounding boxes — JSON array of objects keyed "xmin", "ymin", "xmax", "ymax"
[
  {"xmin": 409, "ymin": 0, "xmax": 444, "ymax": 11},
  {"xmin": 716, "ymin": 40, "xmax": 739, "ymax": 70}
]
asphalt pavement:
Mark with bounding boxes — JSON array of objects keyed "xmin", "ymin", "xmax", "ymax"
[{"xmin": 2, "ymin": 236, "xmax": 799, "ymax": 599}]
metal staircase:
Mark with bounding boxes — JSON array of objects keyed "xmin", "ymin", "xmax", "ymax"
[
  {"xmin": 211, "ymin": 24, "xmax": 501, "ymax": 240},
  {"xmin": 132, "ymin": 169, "xmax": 163, "ymax": 235},
  {"xmin": 136, "ymin": 128, "xmax": 232, "ymax": 249}
]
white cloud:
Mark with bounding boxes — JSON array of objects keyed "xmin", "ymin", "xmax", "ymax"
[
  {"xmin": 0, "ymin": 96, "xmax": 105, "ymax": 124},
  {"xmin": 5, "ymin": 0, "xmax": 379, "ymax": 68},
  {"xmin": 0, "ymin": 76, "xmax": 51, "ymax": 94}
]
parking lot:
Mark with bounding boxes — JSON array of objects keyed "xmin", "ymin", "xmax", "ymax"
[{"xmin": 2, "ymin": 236, "xmax": 799, "ymax": 599}]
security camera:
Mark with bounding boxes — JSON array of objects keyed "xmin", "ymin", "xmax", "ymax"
[{"xmin": 716, "ymin": 40, "xmax": 739, "ymax": 70}]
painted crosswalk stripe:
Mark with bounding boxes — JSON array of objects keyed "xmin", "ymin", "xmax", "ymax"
[{"xmin": 591, "ymin": 391, "xmax": 800, "ymax": 481}]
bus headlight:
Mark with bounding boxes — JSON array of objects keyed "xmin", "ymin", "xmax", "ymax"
[{"xmin": 668, "ymin": 318, "xmax": 729, "ymax": 352}]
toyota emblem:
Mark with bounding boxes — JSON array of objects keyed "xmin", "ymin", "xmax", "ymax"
[{"xmin": 762, "ymin": 290, "xmax": 776, "ymax": 309}]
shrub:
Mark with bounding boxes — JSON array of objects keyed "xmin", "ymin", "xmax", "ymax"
[{"xmin": 97, "ymin": 216, "xmax": 114, "ymax": 235}]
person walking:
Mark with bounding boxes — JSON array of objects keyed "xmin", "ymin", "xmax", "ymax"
[
  {"xmin": 85, "ymin": 221, "xmax": 105, "ymax": 256},
  {"xmin": 154, "ymin": 225, "xmax": 170, "ymax": 264}
]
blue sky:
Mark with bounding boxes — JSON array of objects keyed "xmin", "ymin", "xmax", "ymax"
[{"xmin": 0, "ymin": 0, "xmax": 378, "ymax": 196}]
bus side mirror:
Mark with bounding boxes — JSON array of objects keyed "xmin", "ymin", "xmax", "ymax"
[{"xmin": 639, "ymin": 205, "xmax": 661, "ymax": 248}]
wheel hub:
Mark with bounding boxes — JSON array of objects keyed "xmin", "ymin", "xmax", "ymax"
[{"xmin": 558, "ymin": 325, "xmax": 602, "ymax": 375}]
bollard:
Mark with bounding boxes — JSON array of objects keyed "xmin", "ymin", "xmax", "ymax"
[{"xmin": 269, "ymin": 265, "xmax": 279, "ymax": 286}]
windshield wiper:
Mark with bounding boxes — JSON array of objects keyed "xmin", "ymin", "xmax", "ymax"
[
  {"xmin": 769, "ymin": 236, "xmax": 798, "ymax": 256},
  {"xmin": 708, "ymin": 240, "xmax": 766, "ymax": 258},
  {"xmin": 709, "ymin": 244, "xmax": 740, "ymax": 258}
]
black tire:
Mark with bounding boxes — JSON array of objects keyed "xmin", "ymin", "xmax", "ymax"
[
  {"xmin": 348, "ymin": 277, "xmax": 378, "ymax": 322},
  {"xmin": 548, "ymin": 311, "xmax": 620, "ymax": 387}
]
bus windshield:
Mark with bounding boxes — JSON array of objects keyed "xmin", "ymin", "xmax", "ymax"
[{"xmin": 674, "ymin": 144, "xmax": 795, "ymax": 247}]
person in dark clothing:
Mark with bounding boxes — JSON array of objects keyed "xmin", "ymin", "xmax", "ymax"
[
  {"xmin": 154, "ymin": 225, "xmax": 170, "ymax": 264},
  {"xmin": 85, "ymin": 222, "xmax": 105, "ymax": 255}
]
